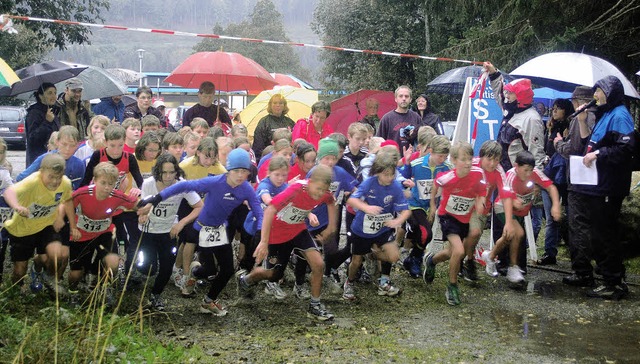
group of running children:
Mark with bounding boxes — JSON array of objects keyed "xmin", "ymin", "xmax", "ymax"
[{"xmin": 0, "ymin": 112, "xmax": 562, "ymax": 321}]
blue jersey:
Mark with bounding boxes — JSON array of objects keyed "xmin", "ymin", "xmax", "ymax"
[
  {"xmin": 17, "ymin": 151, "xmax": 86, "ymax": 190},
  {"xmin": 306, "ymin": 165, "xmax": 358, "ymax": 231},
  {"xmin": 160, "ymin": 173, "xmax": 263, "ymax": 231},
  {"xmin": 243, "ymin": 177, "xmax": 287, "ymax": 235},
  {"xmin": 350, "ymin": 176, "xmax": 408, "ymax": 238},
  {"xmin": 399, "ymin": 153, "xmax": 451, "ymax": 211}
]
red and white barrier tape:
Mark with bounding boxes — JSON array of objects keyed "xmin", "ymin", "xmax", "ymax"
[{"xmin": 6, "ymin": 15, "xmax": 482, "ymax": 65}]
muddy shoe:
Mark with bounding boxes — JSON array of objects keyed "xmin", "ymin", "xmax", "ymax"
[
  {"xmin": 403, "ymin": 255, "xmax": 421, "ymax": 278},
  {"xmin": 264, "ymin": 282, "xmax": 286, "ymax": 300},
  {"xmin": 445, "ymin": 283, "xmax": 461, "ymax": 306},
  {"xmin": 462, "ymin": 259, "xmax": 478, "ymax": 282},
  {"xmin": 342, "ymin": 280, "xmax": 356, "ymax": 301},
  {"xmin": 586, "ymin": 283, "xmax": 629, "ymax": 300},
  {"xmin": 535, "ymin": 254, "xmax": 557, "ymax": 265},
  {"xmin": 173, "ymin": 269, "xmax": 185, "ymax": 288},
  {"xmin": 236, "ymin": 270, "xmax": 255, "ymax": 299},
  {"xmin": 200, "ymin": 299, "xmax": 228, "ymax": 316},
  {"xmin": 293, "ymin": 283, "xmax": 311, "ymax": 299},
  {"xmin": 377, "ymin": 280, "xmax": 401, "ymax": 297},
  {"xmin": 422, "ymin": 252, "xmax": 436, "ymax": 284},
  {"xmin": 562, "ymin": 274, "xmax": 595, "ymax": 287},
  {"xmin": 29, "ymin": 266, "xmax": 43, "ymax": 293},
  {"xmin": 149, "ymin": 293, "xmax": 166, "ymax": 311},
  {"xmin": 307, "ymin": 302, "xmax": 334, "ymax": 321},
  {"xmin": 182, "ymin": 261, "xmax": 201, "ymax": 297}
]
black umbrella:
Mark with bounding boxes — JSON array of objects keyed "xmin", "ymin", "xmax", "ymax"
[
  {"xmin": 427, "ymin": 65, "xmax": 513, "ymax": 94},
  {"xmin": 0, "ymin": 61, "xmax": 87, "ymax": 97}
]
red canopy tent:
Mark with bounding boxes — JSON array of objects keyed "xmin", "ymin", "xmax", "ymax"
[{"xmin": 325, "ymin": 90, "xmax": 396, "ymax": 136}]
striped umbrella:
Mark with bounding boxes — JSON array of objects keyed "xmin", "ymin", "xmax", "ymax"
[{"xmin": 0, "ymin": 57, "xmax": 19, "ymax": 87}]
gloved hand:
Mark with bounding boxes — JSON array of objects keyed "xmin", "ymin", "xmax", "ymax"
[{"xmin": 138, "ymin": 194, "xmax": 162, "ymax": 208}]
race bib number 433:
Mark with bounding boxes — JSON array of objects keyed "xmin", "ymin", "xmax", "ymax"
[
  {"xmin": 199, "ymin": 225, "xmax": 229, "ymax": 248},
  {"xmin": 363, "ymin": 213, "xmax": 393, "ymax": 234}
]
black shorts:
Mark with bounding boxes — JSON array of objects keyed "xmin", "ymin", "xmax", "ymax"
[
  {"xmin": 178, "ymin": 222, "xmax": 199, "ymax": 246},
  {"xmin": 265, "ymin": 230, "xmax": 318, "ymax": 270},
  {"xmin": 9, "ymin": 225, "xmax": 62, "ymax": 262},
  {"xmin": 438, "ymin": 214, "xmax": 470, "ymax": 240},
  {"xmin": 405, "ymin": 209, "xmax": 433, "ymax": 248},
  {"xmin": 348, "ymin": 230, "xmax": 394, "ymax": 256},
  {"xmin": 68, "ymin": 232, "xmax": 116, "ymax": 271}
]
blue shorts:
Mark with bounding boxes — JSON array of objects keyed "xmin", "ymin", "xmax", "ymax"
[
  {"xmin": 348, "ymin": 230, "xmax": 394, "ymax": 256},
  {"xmin": 438, "ymin": 214, "xmax": 469, "ymax": 240},
  {"xmin": 9, "ymin": 225, "xmax": 61, "ymax": 262}
]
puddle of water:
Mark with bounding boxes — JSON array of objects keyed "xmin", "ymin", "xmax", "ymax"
[{"xmin": 491, "ymin": 310, "xmax": 640, "ymax": 362}]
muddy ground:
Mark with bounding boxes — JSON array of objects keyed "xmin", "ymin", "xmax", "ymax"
[{"xmin": 4, "ymin": 149, "xmax": 640, "ymax": 363}]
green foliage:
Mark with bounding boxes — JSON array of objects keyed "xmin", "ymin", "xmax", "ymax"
[
  {"xmin": 194, "ymin": 0, "xmax": 307, "ymax": 78},
  {"xmin": 0, "ymin": 0, "xmax": 110, "ymax": 69},
  {"xmin": 313, "ymin": 0, "xmax": 640, "ymax": 93}
]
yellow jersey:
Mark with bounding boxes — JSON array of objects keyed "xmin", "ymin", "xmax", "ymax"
[{"xmin": 179, "ymin": 156, "xmax": 227, "ymax": 180}]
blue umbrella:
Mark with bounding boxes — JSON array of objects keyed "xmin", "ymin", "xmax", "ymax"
[{"xmin": 533, "ymin": 87, "xmax": 572, "ymax": 101}]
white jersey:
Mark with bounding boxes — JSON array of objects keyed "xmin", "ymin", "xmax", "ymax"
[{"xmin": 139, "ymin": 177, "xmax": 201, "ymax": 234}]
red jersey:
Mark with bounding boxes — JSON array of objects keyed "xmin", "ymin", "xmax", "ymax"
[
  {"xmin": 269, "ymin": 180, "xmax": 335, "ymax": 244},
  {"xmin": 436, "ymin": 167, "xmax": 486, "ymax": 223},
  {"xmin": 99, "ymin": 149, "xmax": 132, "ymax": 191},
  {"xmin": 496, "ymin": 168, "xmax": 552, "ymax": 217},
  {"xmin": 123, "ymin": 144, "xmax": 135, "ymax": 154},
  {"xmin": 472, "ymin": 157, "xmax": 514, "ymax": 213},
  {"xmin": 287, "ymin": 163, "xmax": 304, "ymax": 181},
  {"xmin": 72, "ymin": 185, "xmax": 138, "ymax": 242},
  {"xmin": 257, "ymin": 157, "xmax": 271, "ymax": 181}
]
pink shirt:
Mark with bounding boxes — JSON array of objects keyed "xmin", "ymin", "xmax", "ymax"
[{"xmin": 291, "ymin": 118, "xmax": 333, "ymax": 149}]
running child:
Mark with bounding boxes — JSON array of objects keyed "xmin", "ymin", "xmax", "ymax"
[
  {"xmin": 461, "ymin": 140, "xmax": 514, "ymax": 281},
  {"xmin": 4, "ymin": 153, "xmax": 80, "ymax": 293},
  {"xmin": 140, "ymin": 148, "xmax": 261, "ymax": 316},
  {"xmin": 241, "ymin": 155, "xmax": 289, "ymax": 299},
  {"xmin": 398, "ymin": 134, "xmax": 451, "ymax": 278},
  {"xmin": 481, "ymin": 150, "xmax": 560, "ymax": 284},
  {"xmin": 423, "ymin": 141, "xmax": 486, "ymax": 306},
  {"xmin": 343, "ymin": 148, "xmax": 411, "ymax": 300},
  {"xmin": 67, "ymin": 162, "xmax": 139, "ymax": 306},
  {"xmin": 237, "ymin": 164, "xmax": 337, "ymax": 321},
  {"xmin": 138, "ymin": 154, "xmax": 203, "ymax": 311}
]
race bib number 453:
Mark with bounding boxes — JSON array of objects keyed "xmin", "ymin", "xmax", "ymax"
[
  {"xmin": 445, "ymin": 195, "xmax": 475, "ymax": 215},
  {"xmin": 199, "ymin": 225, "xmax": 229, "ymax": 248}
]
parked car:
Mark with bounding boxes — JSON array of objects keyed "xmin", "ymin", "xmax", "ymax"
[{"xmin": 0, "ymin": 106, "xmax": 27, "ymax": 149}]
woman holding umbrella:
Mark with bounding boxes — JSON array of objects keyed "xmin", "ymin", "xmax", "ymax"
[
  {"xmin": 26, "ymin": 83, "xmax": 59, "ymax": 165},
  {"xmin": 124, "ymin": 86, "xmax": 164, "ymax": 125},
  {"xmin": 251, "ymin": 94, "xmax": 295, "ymax": 159},
  {"xmin": 412, "ymin": 94, "xmax": 445, "ymax": 135}
]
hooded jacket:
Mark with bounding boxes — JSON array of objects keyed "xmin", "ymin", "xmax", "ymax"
[
  {"xmin": 93, "ymin": 97, "xmax": 125, "ymax": 123},
  {"xmin": 571, "ymin": 76, "xmax": 634, "ymax": 197}
]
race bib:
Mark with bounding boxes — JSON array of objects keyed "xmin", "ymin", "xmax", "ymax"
[
  {"xmin": 0, "ymin": 207, "xmax": 12, "ymax": 226},
  {"xmin": 335, "ymin": 190, "xmax": 345, "ymax": 206},
  {"xmin": 445, "ymin": 195, "xmax": 475, "ymax": 215},
  {"xmin": 28, "ymin": 203, "xmax": 57, "ymax": 219},
  {"xmin": 416, "ymin": 179, "xmax": 441, "ymax": 200},
  {"xmin": 77, "ymin": 215, "xmax": 111, "ymax": 233},
  {"xmin": 150, "ymin": 202, "xmax": 175, "ymax": 225},
  {"xmin": 362, "ymin": 213, "xmax": 393, "ymax": 234},
  {"xmin": 198, "ymin": 225, "xmax": 229, "ymax": 248},
  {"xmin": 277, "ymin": 203, "xmax": 310, "ymax": 225}
]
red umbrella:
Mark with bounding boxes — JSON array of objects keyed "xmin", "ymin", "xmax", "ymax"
[
  {"xmin": 165, "ymin": 51, "xmax": 278, "ymax": 94},
  {"xmin": 271, "ymin": 73, "xmax": 302, "ymax": 88},
  {"xmin": 325, "ymin": 90, "xmax": 396, "ymax": 135}
]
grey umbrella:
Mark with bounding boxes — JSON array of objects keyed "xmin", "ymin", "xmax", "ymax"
[
  {"xmin": 427, "ymin": 65, "xmax": 514, "ymax": 94},
  {"xmin": 0, "ymin": 60, "xmax": 87, "ymax": 97},
  {"xmin": 106, "ymin": 68, "xmax": 144, "ymax": 85}
]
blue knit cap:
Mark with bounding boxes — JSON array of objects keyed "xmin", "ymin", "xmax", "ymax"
[{"xmin": 226, "ymin": 148, "xmax": 251, "ymax": 170}]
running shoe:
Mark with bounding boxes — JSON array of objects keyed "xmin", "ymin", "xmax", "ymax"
[
  {"xmin": 236, "ymin": 269, "xmax": 255, "ymax": 299},
  {"xmin": 149, "ymin": 293, "xmax": 166, "ymax": 311},
  {"xmin": 445, "ymin": 283, "xmax": 461, "ymax": 306},
  {"xmin": 29, "ymin": 266, "xmax": 43, "ymax": 293},
  {"xmin": 462, "ymin": 259, "xmax": 478, "ymax": 282},
  {"xmin": 342, "ymin": 280, "xmax": 356, "ymax": 301},
  {"xmin": 173, "ymin": 268, "xmax": 184, "ymax": 288},
  {"xmin": 377, "ymin": 280, "xmax": 401, "ymax": 296},
  {"xmin": 481, "ymin": 251, "xmax": 498, "ymax": 277},
  {"xmin": 587, "ymin": 283, "xmax": 629, "ymax": 300},
  {"xmin": 181, "ymin": 261, "xmax": 201, "ymax": 297},
  {"xmin": 307, "ymin": 302, "xmax": 334, "ymax": 321},
  {"xmin": 264, "ymin": 282, "xmax": 287, "ymax": 300},
  {"xmin": 506, "ymin": 266, "xmax": 525, "ymax": 284},
  {"xmin": 200, "ymin": 299, "xmax": 228, "ymax": 316},
  {"xmin": 422, "ymin": 252, "xmax": 436, "ymax": 284},
  {"xmin": 293, "ymin": 282, "xmax": 311, "ymax": 299}
]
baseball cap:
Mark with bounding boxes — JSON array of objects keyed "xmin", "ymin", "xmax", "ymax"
[{"xmin": 65, "ymin": 78, "xmax": 83, "ymax": 90}]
